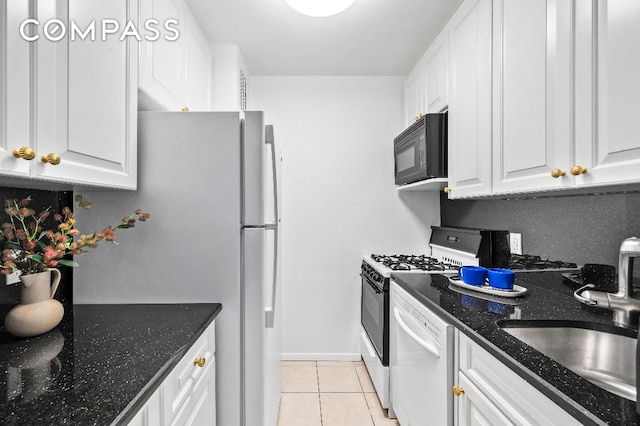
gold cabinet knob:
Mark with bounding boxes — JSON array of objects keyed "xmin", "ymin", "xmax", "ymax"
[
  {"xmin": 550, "ymin": 168, "xmax": 566, "ymax": 178},
  {"xmin": 443, "ymin": 186, "xmax": 452, "ymax": 193},
  {"xmin": 41, "ymin": 153, "xmax": 61, "ymax": 165},
  {"xmin": 193, "ymin": 357, "xmax": 206, "ymax": 368},
  {"xmin": 182, "ymin": 107, "xmax": 190, "ymax": 112},
  {"xmin": 414, "ymin": 113, "xmax": 424, "ymax": 121},
  {"xmin": 12, "ymin": 147, "xmax": 35, "ymax": 161},
  {"xmin": 570, "ymin": 165, "xmax": 588, "ymax": 176},
  {"xmin": 453, "ymin": 385, "xmax": 465, "ymax": 396}
]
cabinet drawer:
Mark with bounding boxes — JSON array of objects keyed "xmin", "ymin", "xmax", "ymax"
[
  {"xmin": 170, "ymin": 354, "xmax": 216, "ymax": 426},
  {"xmin": 163, "ymin": 321, "xmax": 215, "ymax": 424},
  {"xmin": 459, "ymin": 333, "xmax": 579, "ymax": 425}
]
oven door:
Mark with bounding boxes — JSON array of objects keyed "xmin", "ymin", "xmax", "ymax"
[{"xmin": 360, "ymin": 273, "xmax": 388, "ymax": 365}]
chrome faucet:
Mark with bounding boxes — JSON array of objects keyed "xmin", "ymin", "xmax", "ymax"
[{"xmin": 574, "ymin": 237, "xmax": 640, "ymax": 324}]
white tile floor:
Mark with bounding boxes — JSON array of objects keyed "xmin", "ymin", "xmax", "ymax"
[{"xmin": 278, "ymin": 361, "xmax": 399, "ymax": 426}]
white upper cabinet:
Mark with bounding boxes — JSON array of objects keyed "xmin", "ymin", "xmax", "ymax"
[
  {"xmin": 491, "ymin": 0, "xmax": 573, "ymax": 195},
  {"xmin": 447, "ymin": 0, "xmax": 492, "ymax": 198},
  {"xmin": 403, "ymin": 32, "xmax": 449, "ymax": 126},
  {"xmin": 1, "ymin": 0, "xmax": 138, "ymax": 190},
  {"xmin": 424, "ymin": 33, "xmax": 448, "ymax": 114},
  {"xmin": 0, "ymin": 1, "xmax": 31, "ymax": 177},
  {"xmin": 439, "ymin": 0, "xmax": 640, "ymax": 199},
  {"xmin": 34, "ymin": 0, "xmax": 138, "ymax": 190},
  {"xmin": 138, "ymin": 0, "xmax": 183, "ymax": 110},
  {"xmin": 139, "ymin": 0, "xmax": 212, "ymax": 111},
  {"xmin": 574, "ymin": 0, "xmax": 640, "ymax": 187},
  {"xmin": 404, "ymin": 65, "xmax": 425, "ymax": 126}
]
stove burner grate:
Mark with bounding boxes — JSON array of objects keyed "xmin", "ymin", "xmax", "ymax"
[
  {"xmin": 371, "ymin": 254, "xmax": 458, "ymax": 271},
  {"xmin": 509, "ymin": 254, "xmax": 577, "ymax": 270}
]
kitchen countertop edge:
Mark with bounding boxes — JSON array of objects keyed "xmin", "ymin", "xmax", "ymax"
[
  {"xmin": 392, "ymin": 274, "xmax": 608, "ymax": 426},
  {"xmin": 110, "ymin": 303, "xmax": 222, "ymax": 425}
]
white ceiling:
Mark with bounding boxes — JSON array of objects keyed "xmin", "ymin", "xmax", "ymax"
[{"xmin": 184, "ymin": 0, "xmax": 463, "ymax": 76}]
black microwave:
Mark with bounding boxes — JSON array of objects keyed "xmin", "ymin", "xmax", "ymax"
[{"xmin": 394, "ymin": 112, "xmax": 447, "ymax": 185}]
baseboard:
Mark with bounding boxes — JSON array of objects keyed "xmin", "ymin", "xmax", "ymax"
[{"xmin": 282, "ymin": 353, "xmax": 362, "ymax": 361}]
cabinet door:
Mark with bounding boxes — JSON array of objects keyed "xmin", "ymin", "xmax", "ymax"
[
  {"xmin": 404, "ymin": 64, "xmax": 425, "ymax": 126},
  {"xmin": 424, "ymin": 34, "xmax": 448, "ymax": 114},
  {"xmin": 182, "ymin": 10, "xmax": 212, "ymax": 111},
  {"xmin": 35, "ymin": 0, "xmax": 137, "ymax": 189},
  {"xmin": 491, "ymin": 0, "xmax": 573, "ymax": 195},
  {"xmin": 575, "ymin": 0, "xmax": 640, "ymax": 187},
  {"xmin": 459, "ymin": 334, "xmax": 581, "ymax": 425},
  {"xmin": 457, "ymin": 372, "xmax": 513, "ymax": 426},
  {"xmin": 127, "ymin": 388, "xmax": 162, "ymax": 426},
  {"xmin": 0, "ymin": 1, "xmax": 31, "ymax": 177},
  {"xmin": 139, "ymin": 0, "xmax": 183, "ymax": 111},
  {"xmin": 447, "ymin": 0, "xmax": 493, "ymax": 198},
  {"xmin": 174, "ymin": 355, "xmax": 216, "ymax": 426}
]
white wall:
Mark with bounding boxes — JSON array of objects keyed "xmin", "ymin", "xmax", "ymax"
[{"xmin": 250, "ymin": 76, "xmax": 441, "ymax": 359}]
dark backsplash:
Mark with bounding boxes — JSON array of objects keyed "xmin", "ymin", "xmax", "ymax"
[
  {"xmin": 0, "ymin": 188, "xmax": 73, "ymax": 323},
  {"xmin": 440, "ymin": 190, "xmax": 640, "ymax": 269}
]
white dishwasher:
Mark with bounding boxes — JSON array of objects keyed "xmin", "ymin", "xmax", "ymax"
[{"xmin": 390, "ymin": 280, "xmax": 454, "ymax": 426}]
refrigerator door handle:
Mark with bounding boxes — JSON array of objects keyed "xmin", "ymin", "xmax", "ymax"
[
  {"xmin": 265, "ymin": 226, "xmax": 278, "ymax": 328},
  {"xmin": 265, "ymin": 125, "xmax": 280, "ymax": 329}
]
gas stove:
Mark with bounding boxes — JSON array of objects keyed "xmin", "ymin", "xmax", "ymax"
[
  {"xmin": 366, "ymin": 252, "xmax": 578, "ymax": 275},
  {"xmin": 364, "ymin": 226, "xmax": 578, "ymax": 280},
  {"xmin": 370, "ymin": 254, "xmax": 459, "ymax": 272}
]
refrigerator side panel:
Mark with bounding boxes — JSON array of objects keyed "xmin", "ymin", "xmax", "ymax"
[
  {"xmin": 73, "ymin": 111, "xmax": 244, "ymax": 426},
  {"xmin": 242, "ymin": 111, "xmax": 265, "ymax": 227}
]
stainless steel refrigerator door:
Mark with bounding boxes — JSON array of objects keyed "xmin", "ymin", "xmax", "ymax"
[
  {"xmin": 242, "ymin": 111, "xmax": 266, "ymax": 227},
  {"xmin": 242, "ymin": 224, "xmax": 281, "ymax": 426},
  {"xmin": 242, "ymin": 227, "xmax": 266, "ymax": 426},
  {"xmin": 241, "ymin": 116, "xmax": 282, "ymax": 426}
]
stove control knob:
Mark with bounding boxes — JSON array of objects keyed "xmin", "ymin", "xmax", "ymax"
[{"xmin": 443, "ymin": 186, "xmax": 452, "ymax": 194}]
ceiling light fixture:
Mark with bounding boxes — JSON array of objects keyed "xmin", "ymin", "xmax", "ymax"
[{"xmin": 285, "ymin": 0, "xmax": 355, "ymax": 17}]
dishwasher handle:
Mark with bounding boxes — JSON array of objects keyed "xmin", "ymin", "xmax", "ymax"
[{"xmin": 393, "ymin": 306, "xmax": 440, "ymax": 358}]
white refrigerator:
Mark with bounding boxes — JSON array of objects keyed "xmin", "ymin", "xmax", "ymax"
[{"xmin": 73, "ymin": 111, "xmax": 283, "ymax": 426}]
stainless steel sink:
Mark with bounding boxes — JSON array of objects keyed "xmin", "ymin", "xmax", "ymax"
[{"xmin": 497, "ymin": 320, "xmax": 637, "ymax": 401}]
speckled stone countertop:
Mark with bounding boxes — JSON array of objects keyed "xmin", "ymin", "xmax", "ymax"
[
  {"xmin": 391, "ymin": 271, "xmax": 639, "ymax": 426},
  {"xmin": 0, "ymin": 303, "xmax": 222, "ymax": 425}
]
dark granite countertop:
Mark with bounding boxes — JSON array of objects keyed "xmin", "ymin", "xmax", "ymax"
[
  {"xmin": 391, "ymin": 271, "xmax": 639, "ymax": 426},
  {"xmin": 0, "ymin": 303, "xmax": 222, "ymax": 425}
]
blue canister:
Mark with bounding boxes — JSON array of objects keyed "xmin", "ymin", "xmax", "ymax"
[
  {"xmin": 458, "ymin": 265, "xmax": 488, "ymax": 286},
  {"xmin": 487, "ymin": 268, "xmax": 515, "ymax": 290}
]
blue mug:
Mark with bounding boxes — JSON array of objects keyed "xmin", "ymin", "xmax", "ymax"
[
  {"xmin": 458, "ymin": 265, "xmax": 488, "ymax": 286},
  {"xmin": 487, "ymin": 268, "xmax": 515, "ymax": 290}
]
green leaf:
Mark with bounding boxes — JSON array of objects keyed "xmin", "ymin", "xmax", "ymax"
[
  {"xmin": 6, "ymin": 242, "xmax": 22, "ymax": 250},
  {"xmin": 57, "ymin": 259, "xmax": 79, "ymax": 267},
  {"xmin": 27, "ymin": 254, "xmax": 44, "ymax": 263}
]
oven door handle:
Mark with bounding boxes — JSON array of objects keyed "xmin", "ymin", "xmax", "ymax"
[
  {"xmin": 393, "ymin": 306, "xmax": 440, "ymax": 358},
  {"xmin": 361, "ymin": 274, "xmax": 383, "ymax": 294}
]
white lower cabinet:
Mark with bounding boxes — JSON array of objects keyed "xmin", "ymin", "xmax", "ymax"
[
  {"xmin": 129, "ymin": 320, "xmax": 216, "ymax": 426},
  {"xmin": 455, "ymin": 333, "xmax": 580, "ymax": 426},
  {"xmin": 128, "ymin": 388, "xmax": 162, "ymax": 426}
]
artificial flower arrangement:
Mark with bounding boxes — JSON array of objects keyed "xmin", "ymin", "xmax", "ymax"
[{"xmin": 0, "ymin": 195, "xmax": 150, "ymax": 276}]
